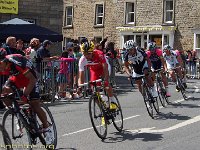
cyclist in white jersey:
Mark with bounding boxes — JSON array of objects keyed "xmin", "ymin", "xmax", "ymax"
[{"xmin": 163, "ymin": 45, "xmax": 183, "ymax": 91}]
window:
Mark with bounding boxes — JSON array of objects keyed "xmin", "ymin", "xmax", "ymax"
[
  {"xmin": 65, "ymin": 6, "xmax": 73, "ymax": 26},
  {"xmin": 94, "ymin": 36, "xmax": 103, "ymax": 43},
  {"xmin": 196, "ymin": 34, "xmax": 200, "ymax": 49},
  {"xmin": 125, "ymin": 2, "xmax": 135, "ymax": 24},
  {"xmin": 164, "ymin": 0, "xmax": 174, "ymax": 24},
  {"xmin": 95, "ymin": 4, "xmax": 104, "ymax": 26}
]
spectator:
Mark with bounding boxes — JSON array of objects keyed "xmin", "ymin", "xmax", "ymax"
[
  {"xmin": 191, "ymin": 49, "xmax": 198, "ymax": 78},
  {"xmin": 3, "ymin": 36, "xmax": 17, "ymax": 54},
  {"xmin": 25, "ymin": 38, "xmax": 40, "ymax": 61},
  {"xmin": 57, "ymin": 50, "xmax": 75, "ymax": 98},
  {"xmin": 36, "ymin": 40, "xmax": 59, "ymax": 73},
  {"xmin": 16, "ymin": 39, "xmax": 25, "ymax": 56}
]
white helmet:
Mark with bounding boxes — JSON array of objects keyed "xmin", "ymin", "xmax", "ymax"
[
  {"xmin": 163, "ymin": 45, "xmax": 172, "ymax": 52},
  {"xmin": 123, "ymin": 40, "xmax": 137, "ymax": 50}
]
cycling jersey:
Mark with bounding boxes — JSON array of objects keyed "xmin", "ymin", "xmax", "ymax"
[
  {"xmin": 163, "ymin": 51, "xmax": 179, "ymax": 70},
  {"xmin": 124, "ymin": 48, "xmax": 148, "ymax": 74},
  {"xmin": 146, "ymin": 49, "xmax": 162, "ymax": 70},
  {"xmin": 1, "ymin": 54, "xmax": 36, "ymax": 87},
  {"xmin": 79, "ymin": 50, "xmax": 106, "ymax": 81}
]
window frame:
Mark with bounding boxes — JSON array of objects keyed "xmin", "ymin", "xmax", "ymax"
[
  {"xmin": 163, "ymin": 0, "xmax": 175, "ymax": 25},
  {"xmin": 65, "ymin": 5, "xmax": 73, "ymax": 27},
  {"xmin": 125, "ymin": 2, "xmax": 136, "ymax": 25},
  {"xmin": 94, "ymin": 36, "xmax": 103, "ymax": 44},
  {"xmin": 94, "ymin": 3, "xmax": 104, "ymax": 27}
]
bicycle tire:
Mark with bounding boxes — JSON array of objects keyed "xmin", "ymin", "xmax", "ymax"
[
  {"xmin": 152, "ymin": 97, "xmax": 160, "ymax": 114},
  {"xmin": 0, "ymin": 124, "xmax": 13, "ymax": 150},
  {"xmin": 177, "ymin": 78, "xmax": 187, "ymax": 100},
  {"xmin": 36, "ymin": 103, "xmax": 57, "ymax": 149},
  {"xmin": 156, "ymin": 80, "xmax": 166, "ymax": 107},
  {"xmin": 89, "ymin": 94, "xmax": 107, "ymax": 139},
  {"xmin": 142, "ymin": 86, "xmax": 154, "ymax": 118},
  {"xmin": 112, "ymin": 95, "xmax": 123, "ymax": 132},
  {"xmin": 130, "ymin": 78, "xmax": 135, "ymax": 87},
  {"xmin": 2, "ymin": 110, "xmax": 32, "ymax": 150}
]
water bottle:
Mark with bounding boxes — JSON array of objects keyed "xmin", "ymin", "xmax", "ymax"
[{"xmin": 100, "ymin": 92, "xmax": 108, "ymax": 107}]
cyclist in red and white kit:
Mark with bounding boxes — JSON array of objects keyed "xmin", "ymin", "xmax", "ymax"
[
  {"xmin": 0, "ymin": 49, "xmax": 54, "ymax": 145},
  {"xmin": 78, "ymin": 40, "xmax": 118, "ymax": 110}
]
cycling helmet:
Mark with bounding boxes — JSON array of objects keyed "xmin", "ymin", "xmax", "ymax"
[
  {"xmin": 0, "ymin": 48, "xmax": 7, "ymax": 61},
  {"xmin": 163, "ymin": 45, "xmax": 172, "ymax": 52},
  {"xmin": 123, "ymin": 40, "xmax": 137, "ymax": 50},
  {"xmin": 148, "ymin": 42, "xmax": 156, "ymax": 51},
  {"xmin": 81, "ymin": 41, "xmax": 95, "ymax": 53}
]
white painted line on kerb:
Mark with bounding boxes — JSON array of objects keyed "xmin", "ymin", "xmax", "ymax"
[{"xmin": 62, "ymin": 115, "xmax": 140, "ymax": 137}]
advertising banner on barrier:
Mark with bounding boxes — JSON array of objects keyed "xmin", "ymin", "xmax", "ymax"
[{"xmin": 0, "ymin": 0, "xmax": 18, "ymax": 14}]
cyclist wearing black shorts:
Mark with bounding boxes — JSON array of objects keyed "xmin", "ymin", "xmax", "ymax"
[{"xmin": 0, "ymin": 49, "xmax": 54, "ymax": 145}]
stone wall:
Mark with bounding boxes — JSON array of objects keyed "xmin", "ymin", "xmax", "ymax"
[
  {"xmin": 63, "ymin": 0, "xmax": 200, "ymax": 51},
  {"xmin": 0, "ymin": 0, "xmax": 63, "ymax": 55}
]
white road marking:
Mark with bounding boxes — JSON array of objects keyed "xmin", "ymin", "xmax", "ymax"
[
  {"xmin": 128, "ymin": 115, "xmax": 200, "ymax": 133},
  {"xmin": 62, "ymin": 115, "xmax": 140, "ymax": 137},
  {"xmin": 194, "ymin": 86, "xmax": 199, "ymax": 93}
]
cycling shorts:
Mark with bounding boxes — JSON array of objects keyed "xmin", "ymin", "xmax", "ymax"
[{"xmin": 4, "ymin": 78, "xmax": 40, "ymax": 100}]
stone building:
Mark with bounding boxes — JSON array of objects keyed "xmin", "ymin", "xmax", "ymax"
[
  {"xmin": 63, "ymin": 0, "xmax": 200, "ymax": 56},
  {"xmin": 0, "ymin": 0, "xmax": 63, "ymax": 54}
]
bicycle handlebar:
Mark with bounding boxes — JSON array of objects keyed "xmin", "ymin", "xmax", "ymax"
[
  {"xmin": 0, "ymin": 93, "xmax": 15, "ymax": 100},
  {"xmin": 79, "ymin": 79, "xmax": 103, "ymax": 87}
]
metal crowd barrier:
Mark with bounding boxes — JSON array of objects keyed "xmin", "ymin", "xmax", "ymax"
[
  {"xmin": 0, "ymin": 57, "xmax": 117, "ymax": 103},
  {"xmin": 185, "ymin": 60, "xmax": 200, "ymax": 79}
]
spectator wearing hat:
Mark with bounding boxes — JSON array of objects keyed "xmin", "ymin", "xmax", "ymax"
[{"xmin": 36, "ymin": 40, "xmax": 59, "ymax": 73}]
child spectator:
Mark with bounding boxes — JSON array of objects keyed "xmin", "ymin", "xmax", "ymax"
[{"xmin": 57, "ymin": 50, "xmax": 75, "ymax": 98}]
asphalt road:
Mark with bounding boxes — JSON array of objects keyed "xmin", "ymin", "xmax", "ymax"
[{"xmin": 1, "ymin": 73, "xmax": 200, "ymax": 150}]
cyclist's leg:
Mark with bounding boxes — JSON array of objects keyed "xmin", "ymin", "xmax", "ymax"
[
  {"xmin": 135, "ymin": 79, "xmax": 143, "ymax": 94},
  {"xmin": 144, "ymin": 69, "xmax": 158, "ymax": 97},
  {"xmin": 176, "ymin": 64, "xmax": 183, "ymax": 79},
  {"xmin": 161, "ymin": 70, "xmax": 171, "ymax": 96},
  {"xmin": 28, "ymin": 84, "xmax": 49, "ymax": 128},
  {"xmin": 1, "ymin": 79, "xmax": 14, "ymax": 106},
  {"xmin": 28, "ymin": 84, "xmax": 54, "ymax": 144}
]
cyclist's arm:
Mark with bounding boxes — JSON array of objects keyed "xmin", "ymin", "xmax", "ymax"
[
  {"xmin": 160, "ymin": 56, "xmax": 167, "ymax": 71},
  {"xmin": 177, "ymin": 55, "xmax": 184, "ymax": 68},
  {"xmin": 145, "ymin": 56, "xmax": 151, "ymax": 69},
  {"xmin": 23, "ymin": 70, "xmax": 37, "ymax": 96},
  {"xmin": 78, "ymin": 56, "xmax": 87, "ymax": 85},
  {"xmin": 78, "ymin": 71, "xmax": 84, "ymax": 85}
]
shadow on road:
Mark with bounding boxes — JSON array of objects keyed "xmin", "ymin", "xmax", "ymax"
[
  {"xmin": 155, "ymin": 112, "xmax": 191, "ymax": 120},
  {"xmin": 103, "ymin": 130, "xmax": 163, "ymax": 143}
]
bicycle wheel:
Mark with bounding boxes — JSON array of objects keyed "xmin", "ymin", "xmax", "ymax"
[
  {"xmin": 142, "ymin": 87, "xmax": 154, "ymax": 118},
  {"xmin": 89, "ymin": 94, "xmax": 107, "ymax": 139},
  {"xmin": 152, "ymin": 97, "xmax": 160, "ymax": 114},
  {"xmin": 178, "ymin": 79, "xmax": 187, "ymax": 100},
  {"xmin": 156, "ymin": 80, "xmax": 166, "ymax": 107},
  {"xmin": 0, "ymin": 124, "xmax": 13, "ymax": 150},
  {"xmin": 111, "ymin": 95, "xmax": 123, "ymax": 132},
  {"xmin": 35, "ymin": 103, "xmax": 57, "ymax": 149},
  {"xmin": 130, "ymin": 78, "xmax": 135, "ymax": 87},
  {"xmin": 2, "ymin": 110, "xmax": 32, "ymax": 150}
]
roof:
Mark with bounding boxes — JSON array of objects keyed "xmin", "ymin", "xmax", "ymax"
[{"xmin": 0, "ymin": 18, "xmax": 32, "ymax": 25}]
